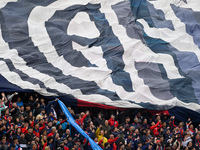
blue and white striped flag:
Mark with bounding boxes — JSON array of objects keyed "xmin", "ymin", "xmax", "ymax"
[{"xmin": 0, "ymin": 0, "xmax": 200, "ymax": 115}]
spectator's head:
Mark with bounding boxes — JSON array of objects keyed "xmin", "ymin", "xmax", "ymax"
[
  {"xmin": 128, "ymin": 134, "xmax": 133, "ymax": 139},
  {"xmin": 151, "ymin": 122, "xmax": 155, "ymax": 126},
  {"xmin": 66, "ymin": 129, "xmax": 70, "ymax": 135},
  {"xmin": 189, "ymin": 124, "xmax": 194, "ymax": 130},
  {"xmin": 34, "ymin": 121, "xmax": 39, "ymax": 129},
  {"xmin": 98, "ymin": 113, "xmax": 102, "ymax": 119},
  {"xmin": 36, "ymin": 102, "xmax": 40, "ymax": 108},
  {"xmin": 179, "ymin": 122, "xmax": 184, "ymax": 128},
  {"xmin": 32, "ymin": 143, "xmax": 37, "ymax": 150},
  {"xmin": 135, "ymin": 128, "xmax": 139, "ymax": 134},
  {"xmin": 26, "ymin": 104, "xmax": 31, "ymax": 111},
  {"xmin": 39, "ymin": 119, "xmax": 44, "ymax": 124},
  {"xmin": 148, "ymin": 143, "xmax": 153, "ymax": 150},
  {"xmin": 129, "ymin": 126, "xmax": 135, "ymax": 132},
  {"xmin": 19, "ymin": 115, "xmax": 24, "ymax": 121},
  {"xmin": 40, "ymin": 98, "xmax": 45, "ymax": 103},
  {"xmin": 16, "ymin": 127, "xmax": 21, "ymax": 133},
  {"xmin": 45, "ymin": 146, "xmax": 51, "ymax": 150},
  {"xmin": 20, "ymin": 133, "xmax": 25, "ymax": 139},
  {"xmin": 143, "ymin": 118, "xmax": 147, "ymax": 124},
  {"xmin": 80, "ymin": 112, "xmax": 85, "ymax": 117},
  {"xmin": 55, "ymin": 133, "xmax": 60, "ymax": 139},
  {"xmin": 20, "ymin": 105, "xmax": 24, "ymax": 112},
  {"xmin": 58, "ymin": 117, "xmax": 63, "ymax": 122},
  {"xmin": 134, "ymin": 117, "xmax": 138, "ymax": 123},
  {"xmin": 11, "ymin": 145, "xmax": 15, "ymax": 150},
  {"xmin": 28, "ymin": 127, "xmax": 33, "ymax": 134},
  {"xmin": 17, "ymin": 96, "xmax": 21, "ymax": 102},
  {"xmin": 138, "ymin": 141, "xmax": 142, "ymax": 148},
  {"xmin": 195, "ymin": 133, "xmax": 200, "ymax": 140},
  {"xmin": 59, "ymin": 141, "xmax": 65, "ymax": 147},
  {"xmin": 109, "ymin": 134, "xmax": 114, "ymax": 139},
  {"xmin": 4, "ymin": 108, "xmax": 9, "ymax": 115},
  {"xmin": 111, "ymin": 114, "xmax": 115, "ymax": 120},
  {"xmin": 125, "ymin": 116, "xmax": 130, "ymax": 123},
  {"xmin": 1, "ymin": 137, "xmax": 6, "ymax": 144},
  {"xmin": 24, "ymin": 121, "xmax": 29, "ymax": 127},
  {"xmin": 48, "ymin": 121, "xmax": 52, "ymax": 128},
  {"xmin": 12, "ymin": 103, "xmax": 18, "ymax": 108},
  {"xmin": 76, "ymin": 139, "xmax": 81, "ymax": 146},
  {"xmin": 105, "ymin": 120, "xmax": 109, "ymax": 126},
  {"xmin": 29, "ymin": 95, "xmax": 34, "ymax": 101},
  {"xmin": 52, "ymin": 126, "xmax": 56, "ymax": 133},
  {"xmin": 104, "ymin": 142, "xmax": 110, "ymax": 149},
  {"xmin": 13, "ymin": 135, "xmax": 18, "ymax": 144},
  {"xmin": 67, "ymin": 135, "xmax": 72, "ymax": 142},
  {"xmin": 100, "ymin": 129, "xmax": 105, "ymax": 136},
  {"xmin": 49, "ymin": 111, "xmax": 53, "ymax": 117},
  {"xmin": 47, "ymin": 136, "xmax": 53, "ymax": 143},
  {"xmin": 162, "ymin": 122, "xmax": 167, "ymax": 128},
  {"xmin": 156, "ymin": 115, "xmax": 161, "ymax": 121},
  {"xmin": 187, "ymin": 141, "xmax": 193, "ymax": 147},
  {"xmin": 63, "ymin": 138, "xmax": 68, "ymax": 144},
  {"xmin": 114, "ymin": 127, "xmax": 118, "ymax": 132},
  {"xmin": 166, "ymin": 129, "xmax": 170, "ymax": 135},
  {"xmin": 119, "ymin": 143, "xmax": 125, "ymax": 150},
  {"xmin": 42, "ymin": 135, "xmax": 47, "ymax": 142},
  {"xmin": 119, "ymin": 124, "xmax": 123, "ymax": 130},
  {"xmin": 159, "ymin": 135, "xmax": 164, "ymax": 142}
]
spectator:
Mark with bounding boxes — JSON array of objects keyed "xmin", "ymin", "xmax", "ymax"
[
  {"xmin": 95, "ymin": 124, "xmax": 108, "ymax": 147},
  {"xmin": 103, "ymin": 120, "xmax": 111, "ymax": 139},
  {"xmin": 95, "ymin": 113, "xmax": 105, "ymax": 126},
  {"xmin": 16, "ymin": 96, "xmax": 23, "ymax": 107},
  {"xmin": 43, "ymin": 136, "xmax": 53, "ymax": 150}
]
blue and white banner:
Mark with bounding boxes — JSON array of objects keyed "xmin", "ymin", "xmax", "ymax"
[{"xmin": 0, "ymin": 0, "xmax": 200, "ymax": 113}]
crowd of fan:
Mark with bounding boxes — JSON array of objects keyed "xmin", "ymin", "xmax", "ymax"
[{"xmin": 0, "ymin": 92, "xmax": 200, "ymax": 150}]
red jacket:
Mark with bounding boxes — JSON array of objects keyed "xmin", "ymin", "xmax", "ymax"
[
  {"xmin": 150, "ymin": 122, "xmax": 162, "ymax": 136},
  {"xmin": 47, "ymin": 132, "xmax": 54, "ymax": 137},
  {"xmin": 31, "ymin": 121, "xmax": 46, "ymax": 137},
  {"xmin": 108, "ymin": 118, "xmax": 119, "ymax": 127},
  {"xmin": 107, "ymin": 137, "xmax": 118, "ymax": 144},
  {"xmin": 75, "ymin": 114, "xmax": 87, "ymax": 126}
]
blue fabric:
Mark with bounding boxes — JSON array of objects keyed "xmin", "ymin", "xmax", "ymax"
[{"xmin": 58, "ymin": 100, "xmax": 102, "ymax": 150}]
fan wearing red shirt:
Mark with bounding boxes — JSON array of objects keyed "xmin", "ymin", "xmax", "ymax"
[
  {"xmin": 75, "ymin": 111, "xmax": 89, "ymax": 127},
  {"xmin": 108, "ymin": 115, "xmax": 119, "ymax": 128},
  {"xmin": 150, "ymin": 120, "xmax": 162, "ymax": 136},
  {"xmin": 31, "ymin": 119, "xmax": 46, "ymax": 137},
  {"xmin": 47, "ymin": 126, "xmax": 56, "ymax": 137},
  {"xmin": 107, "ymin": 134, "xmax": 119, "ymax": 150}
]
